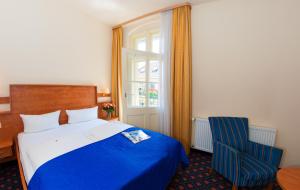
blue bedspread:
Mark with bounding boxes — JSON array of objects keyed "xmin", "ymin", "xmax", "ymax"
[{"xmin": 28, "ymin": 127, "xmax": 189, "ymax": 190}]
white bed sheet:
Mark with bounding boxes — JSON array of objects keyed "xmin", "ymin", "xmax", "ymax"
[{"xmin": 18, "ymin": 119, "xmax": 132, "ymax": 184}]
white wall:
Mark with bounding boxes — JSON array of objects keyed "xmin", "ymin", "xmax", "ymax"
[
  {"xmin": 192, "ymin": 0, "xmax": 300, "ymax": 167},
  {"xmin": 0, "ymin": 0, "xmax": 112, "ymax": 102}
]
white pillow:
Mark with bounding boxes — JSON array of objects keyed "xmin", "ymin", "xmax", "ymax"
[
  {"xmin": 20, "ymin": 110, "xmax": 60, "ymax": 133},
  {"xmin": 66, "ymin": 106, "xmax": 98, "ymax": 124}
]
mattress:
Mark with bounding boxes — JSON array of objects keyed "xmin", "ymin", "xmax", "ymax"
[{"xmin": 18, "ymin": 119, "xmax": 188, "ymax": 190}]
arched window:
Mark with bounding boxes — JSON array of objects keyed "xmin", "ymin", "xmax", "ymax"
[
  {"xmin": 124, "ymin": 18, "xmax": 161, "ymax": 108},
  {"xmin": 128, "ymin": 23, "xmax": 160, "ymax": 53}
]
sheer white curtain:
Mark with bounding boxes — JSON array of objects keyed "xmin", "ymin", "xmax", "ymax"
[{"xmin": 159, "ymin": 10, "xmax": 172, "ymax": 136}]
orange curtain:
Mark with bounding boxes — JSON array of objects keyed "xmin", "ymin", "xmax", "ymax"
[
  {"xmin": 111, "ymin": 27, "xmax": 123, "ymax": 117},
  {"xmin": 171, "ymin": 5, "xmax": 192, "ymax": 154}
]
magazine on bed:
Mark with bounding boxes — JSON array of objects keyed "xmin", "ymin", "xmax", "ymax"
[{"xmin": 122, "ymin": 130, "xmax": 151, "ymax": 144}]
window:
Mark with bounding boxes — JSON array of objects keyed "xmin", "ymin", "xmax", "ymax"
[
  {"xmin": 151, "ymin": 34, "xmax": 160, "ymax": 53},
  {"xmin": 135, "ymin": 37, "xmax": 146, "ymax": 51},
  {"xmin": 126, "ymin": 29, "xmax": 161, "ymax": 108},
  {"xmin": 130, "ymin": 29, "xmax": 160, "ymax": 54}
]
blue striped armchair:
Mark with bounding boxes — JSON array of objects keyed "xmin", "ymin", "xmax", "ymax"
[{"xmin": 208, "ymin": 117, "xmax": 283, "ymax": 190}]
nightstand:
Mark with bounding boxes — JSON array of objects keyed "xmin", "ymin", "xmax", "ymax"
[
  {"xmin": 0, "ymin": 139, "xmax": 15, "ymax": 163},
  {"xmin": 108, "ymin": 117, "xmax": 119, "ymax": 121},
  {"xmin": 102, "ymin": 117, "xmax": 119, "ymax": 121}
]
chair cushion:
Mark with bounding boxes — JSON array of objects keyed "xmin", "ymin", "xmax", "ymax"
[{"xmin": 240, "ymin": 153, "xmax": 277, "ymax": 187}]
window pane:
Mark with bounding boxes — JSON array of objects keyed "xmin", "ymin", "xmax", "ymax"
[
  {"xmin": 151, "ymin": 35, "xmax": 160, "ymax": 53},
  {"xmin": 135, "ymin": 37, "xmax": 146, "ymax": 51},
  {"xmin": 148, "ymin": 83, "xmax": 159, "ymax": 107},
  {"xmin": 127, "ymin": 82, "xmax": 146, "ymax": 107},
  {"xmin": 135, "ymin": 61, "xmax": 146, "ymax": 81},
  {"xmin": 149, "ymin": 60, "xmax": 160, "ymax": 82},
  {"xmin": 128, "ymin": 58, "xmax": 146, "ymax": 82}
]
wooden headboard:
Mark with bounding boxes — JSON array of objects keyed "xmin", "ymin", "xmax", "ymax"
[{"xmin": 0, "ymin": 84, "xmax": 97, "ymax": 141}]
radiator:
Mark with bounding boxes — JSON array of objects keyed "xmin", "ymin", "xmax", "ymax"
[{"xmin": 191, "ymin": 118, "xmax": 277, "ymax": 153}]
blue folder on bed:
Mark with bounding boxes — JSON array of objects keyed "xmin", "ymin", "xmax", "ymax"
[{"xmin": 28, "ymin": 127, "xmax": 189, "ymax": 190}]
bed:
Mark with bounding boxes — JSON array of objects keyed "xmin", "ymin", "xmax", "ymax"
[{"xmin": 2, "ymin": 85, "xmax": 188, "ymax": 190}]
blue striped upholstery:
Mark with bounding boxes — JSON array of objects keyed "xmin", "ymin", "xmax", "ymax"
[
  {"xmin": 240, "ymin": 154, "xmax": 277, "ymax": 187},
  {"xmin": 208, "ymin": 117, "xmax": 283, "ymax": 187},
  {"xmin": 212, "ymin": 141, "xmax": 241, "ymax": 185},
  {"xmin": 209, "ymin": 117, "xmax": 248, "ymax": 152},
  {"xmin": 247, "ymin": 141, "xmax": 283, "ymax": 168}
]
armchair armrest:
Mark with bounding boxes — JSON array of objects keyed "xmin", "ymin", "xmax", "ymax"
[
  {"xmin": 246, "ymin": 141, "xmax": 283, "ymax": 168},
  {"xmin": 212, "ymin": 141, "xmax": 241, "ymax": 185}
]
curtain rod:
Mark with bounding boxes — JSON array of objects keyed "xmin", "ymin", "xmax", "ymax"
[{"xmin": 112, "ymin": 2, "xmax": 191, "ymax": 29}]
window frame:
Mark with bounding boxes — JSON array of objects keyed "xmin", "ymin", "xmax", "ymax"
[
  {"xmin": 129, "ymin": 29, "xmax": 160, "ymax": 54},
  {"xmin": 124, "ymin": 23, "xmax": 161, "ymax": 109},
  {"xmin": 125, "ymin": 48, "xmax": 161, "ymax": 108}
]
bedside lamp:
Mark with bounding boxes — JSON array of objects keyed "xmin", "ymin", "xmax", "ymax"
[{"xmin": 104, "ymin": 88, "xmax": 110, "ymax": 94}]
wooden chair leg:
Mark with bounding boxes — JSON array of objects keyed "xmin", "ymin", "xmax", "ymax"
[
  {"xmin": 266, "ymin": 182, "xmax": 273, "ymax": 190},
  {"xmin": 232, "ymin": 185, "xmax": 238, "ymax": 190}
]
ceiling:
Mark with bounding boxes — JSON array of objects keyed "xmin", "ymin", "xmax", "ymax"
[{"xmin": 74, "ymin": 0, "xmax": 204, "ymax": 26}]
